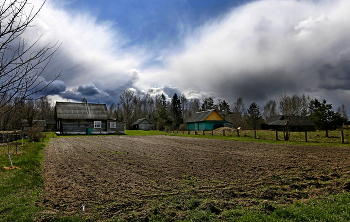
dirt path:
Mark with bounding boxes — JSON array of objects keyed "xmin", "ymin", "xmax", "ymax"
[{"xmin": 40, "ymin": 135, "xmax": 350, "ymax": 219}]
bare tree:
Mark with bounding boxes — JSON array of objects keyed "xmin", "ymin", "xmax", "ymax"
[
  {"xmin": 109, "ymin": 103, "xmax": 117, "ymax": 118},
  {"xmin": 337, "ymin": 104, "xmax": 348, "ymax": 121},
  {"xmin": 0, "ymin": 0, "xmax": 60, "ymax": 115},
  {"xmin": 278, "ymin": 93, "xmax": 310, "ymax": 116},
  {"xmin": 187, "ymin": 98, "xmax": 200, "ymax": 117},
  {"xmin": 118, "ymin": 89, "xmax": 135, "ymax": 130},
  {"xmin": 231, "ymin": 97, "xmax": 245, "ymax": 128},
  {"xmin": 263, "ymin": 99, "xmax": 277, "ymax": 120}
]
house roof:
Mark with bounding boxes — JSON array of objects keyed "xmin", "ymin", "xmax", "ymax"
[
  {"xmin": 55, "ymin": 102, "xmax": 110, "ymax": 120},
  {"xmin": 265, "ymin": 115, "xmax": 314, "ymax": 126},
  {"xmin": 132, "ymin": 118, "xmax": 151, "ymax": 125},
  {"xmin": 186, "ymin": 109, "xmax": 226, "ymax": 123}
]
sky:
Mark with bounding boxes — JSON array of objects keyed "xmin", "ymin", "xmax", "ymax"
[{"xmin": 16, "ymin": 0, "xmax": 350, "ymax": 112}]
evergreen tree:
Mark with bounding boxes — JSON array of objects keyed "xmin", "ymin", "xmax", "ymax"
[
  {"xmin": 218, "ymin": 99, "xmax": 231, "ymax": 119},
  {"xmin": 309, "ymin": 99, "xmax": 347, "ymax": 137},
  {"xmin": 201, "ymin": 97, "xmax": 215, "ymax": 111},
  {"xmin": 154, "ymin": 93, "xmax": 173, "ymax": 130},
  {"xmin": 161, "ymin": 94, "xmax": 167, "ymax": 109},
  {"xmin": 247, "ymin": 102, "xmax": 262, "ymax": 130},
  {"xmin": 171, "ymin": 93, "xmax": 183, "ymax": 128}
]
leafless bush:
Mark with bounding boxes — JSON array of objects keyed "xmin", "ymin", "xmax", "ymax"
[{"xmin": 26, "ymin": 126, "xmax": 45, "ymax": 142}]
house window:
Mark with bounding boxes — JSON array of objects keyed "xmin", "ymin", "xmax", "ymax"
[
  {"xmin": 94, "ymin": 121, "xmax": 101, "ymax": 128},
  {"xmin": 110, "ymin": 122, "xmax": 116, "ymax": 128}
]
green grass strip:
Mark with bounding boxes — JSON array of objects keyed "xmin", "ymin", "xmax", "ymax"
[{"xmin": 0, "ymin": 133, "xmax": 51, "ymax": 222}]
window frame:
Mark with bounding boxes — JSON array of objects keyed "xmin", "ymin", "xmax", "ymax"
[
  {"xmin": 110, "ymin": 122, "xmax": 116, "ymax": 128},
  {"xmin": 94, "ymin": 121, "xmax": 101, "ymax": 128}
]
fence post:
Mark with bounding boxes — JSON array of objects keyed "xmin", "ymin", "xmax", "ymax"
[
  {"xmin": 237, "ymin": 129, "xmax": 240, "ymax": 137},
  {"xmin": 254, "ymin": 130, "xmax": 256, "ymax": 139},
  {"xmin": 341, "ymin": 131, "xmax": 344, "ymax": 144},
  {"xmin": 223, "ymin": 129, "xmax": 225, "ymax": 136},
  {"xmin": 275, "ymin": 130, "xmax": 278, "ymax": 140},
  {"xmin": 212, "ymin": 129, "xmax": 213, "ymax": 135},
  {"xmin": 203, "ymin": 130, "xmax": 205, "ymax": 135},
  {"xmin": 188, "ymin": 130, "xmax": 190, "ymax": 135},
  {"xmin": 305, "ymin": 131, "xmax": 307, "ymax": 142}
]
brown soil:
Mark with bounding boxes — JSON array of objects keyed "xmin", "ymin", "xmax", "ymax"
[{"xmin": 40, "ymin": 135, "xmax": 350, "ymax": 220}]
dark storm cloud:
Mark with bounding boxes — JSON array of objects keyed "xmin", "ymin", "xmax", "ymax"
[
  {"xmin": 34, "ymin": 78, "xmax": 66, "ymax": 97},
  {"xmin": 60, "ymin": 84, "xmax": 110, "ymax": 103},
  {"xmin": 134, "ymin": 0, "xmax": 350, "ymax": 111},
  {"xmin": 316, "ymin": 55, "xmax": 350, "ymax": 90}
]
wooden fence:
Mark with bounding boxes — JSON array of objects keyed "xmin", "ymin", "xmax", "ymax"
[
  {"xmin": 0, "ymin": 133, "xmax": 21, "ymax": 143},
  {"xmin": 171, "ymin": 129, "xmax": 350, "ymax": 144}
]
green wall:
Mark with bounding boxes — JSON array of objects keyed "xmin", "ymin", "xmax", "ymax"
[{"xmin": 187, "ymin": 121, "xmax": 230, "ymax": 131}]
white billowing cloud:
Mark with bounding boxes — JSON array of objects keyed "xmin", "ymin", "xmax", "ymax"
[
  {"xmin": 136, "ymin": 0, "xmax": 350, "ymax": 107},
  {"xmin": 21, "ymin": 0, "xmax": 145, "ymax": 90}
]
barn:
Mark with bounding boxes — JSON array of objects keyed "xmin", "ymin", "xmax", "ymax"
[
  {"xmin": 187, "ymin": 109, "xmax": 231, "ymax": 131},
  {"xmin": 55, "ymin": 102, "xmax": 124, "ymax": 134},
  {"xmin": 131, "ymin": 118, "xmax": 152, "ymax": 130},
  {"xmin": 261, "ymin": 115, "xmax": 315, "ymax": 131}
]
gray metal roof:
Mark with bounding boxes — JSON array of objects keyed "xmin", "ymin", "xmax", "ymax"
[
  {"xmin": 55, "ymin": 102, "xmax": 110, "ymax": 120},
  {"xmin": 132, "ymin": 118, "xmax": 151, "ymax": 125},
  {"xmin": 187, "ymin": 110, "xmax": 219, "ymax": 123},
  {"xmin": 266, "ymin": 115, "xmax": 314, "ymax": 127}
]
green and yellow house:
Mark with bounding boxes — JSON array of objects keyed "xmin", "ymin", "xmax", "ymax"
[{"xmin": 187, "ymin": 109, "xmax": 231, "ymax": 131}]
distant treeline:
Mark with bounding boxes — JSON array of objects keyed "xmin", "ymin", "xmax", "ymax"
[{"xmin": 111, "ymin": 89, "xmax": 348, "ymax": 131}]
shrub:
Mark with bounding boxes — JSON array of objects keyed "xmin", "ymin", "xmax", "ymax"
[
  {"xmin": 157, "ymin": 118, "xmax": 165, "ymax": 131},
  {"xmin": 26, "ymin": 126, "xmax": 45, "ymax": 142},
  {"xmin": 164, "ymin": 126, "xmax": 170, "ymax": 132},
  {"xmin": 179, "ymin": 124, "xmax": 187, "ymax": 131}
]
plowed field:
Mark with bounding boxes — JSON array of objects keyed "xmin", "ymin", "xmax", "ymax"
[{"xmin": 40, "ymin": 135, "xmax": 350, "ymax": 220}]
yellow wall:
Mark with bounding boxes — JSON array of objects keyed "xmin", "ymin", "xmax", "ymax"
[{"xmin": 205, "ymin": 111, "xmax": 224, "ymax": 121}]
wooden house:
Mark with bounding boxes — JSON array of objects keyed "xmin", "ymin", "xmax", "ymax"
[
  {"xmin": 132, "ymin": 118, "xmax": 152, "ymax": 130},
  {"xmin": 55, "ymin": 102, "xmax": 124, "ymax": 135},
  {"xmin": 261, "ymin": 115, "xmax": 315, "ymax": 131},
  {"xmin": 186, "ymin": 109, "xmax": 231, "ymax": 131}
]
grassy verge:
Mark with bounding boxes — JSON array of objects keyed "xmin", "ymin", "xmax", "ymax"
[
  {"xmin": 131, "ymin": 191, "xmax": 350, "ymax": 222},
  {"xmin": 0, "ymin": 133, "xmax": 52, "ymax": 222},
  {"xmin": 124, "ymin": 130, "xmax": 350, "ymax": 148}
]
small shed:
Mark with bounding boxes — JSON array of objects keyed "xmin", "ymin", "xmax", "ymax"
[
  {"xmin": 132, "ymin": 118, "xmax": 151, "ymax": 130},
  {"xmin": 55, "ymin": 101, "xmax": 124, "ymax": 134},
  {"xmin": 22, "ymin": 120, "xmax": 46, "ymax": 132},
  {"xmin": 186, "ymin": 109, "xmax": 231, "ymax": 131},
  {"xmin": 261, "ymin": 115, "xmax": 315, "ymax": 131}
]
